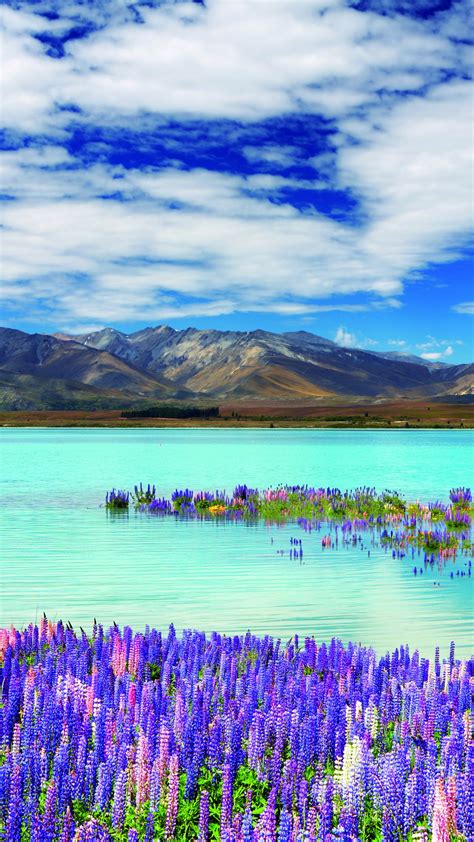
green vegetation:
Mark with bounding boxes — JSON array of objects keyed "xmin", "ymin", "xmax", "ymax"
[{"xmin": 121, "ymin": 405, "xmax": 220, "ymax": 419}]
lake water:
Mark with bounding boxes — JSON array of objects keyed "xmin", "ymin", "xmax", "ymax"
[{"xmin": 1, "ymin": 428, "xmax": 472, "ymax": 656}]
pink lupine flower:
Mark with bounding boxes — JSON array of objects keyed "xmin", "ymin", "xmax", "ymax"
[
  {"xmin": 86, "ymin": 666, "xmax": 99, "ymax": 716},
  {"xmin": 0, "ymin": 628, "xmax": 12, "ymax": 658},
  {"xmin": 158, "ymin": 724, "xmax": 170, "ymax": 785},
  {"xmin": 306, "ymin": 807, "xmax": 317, "ymax": 842},
  {"xmin": 135, "ymin": 730, "xmax": 150, "ymax": 808},
  {"xmin": 446, "ymin": 777, "xmax": 458, "ymax": 836},
  {"xmin": 128, "ymin": 636, "xmax": 141, "ymax": 676},
  {"xmin": 12, "ymin": 722, "xmax": 21, "ymax": 757},
  {"xmin": 432, "ymin": 779, "xmax": 450, "ymax": 842},
  {"xmin": 165, "ymin": 753, "xmax": 179, "ymax": 839},
  {"xmin": 174, "ymin": 690, "xmax": 186, "ymax": 744},
  {"xmin": 112, "ymin": 635, "xmax": 126, "ymax": 677}
]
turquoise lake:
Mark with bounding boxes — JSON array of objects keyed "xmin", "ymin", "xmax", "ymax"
[{"xmin": 1, "ymin": 428, "xmax": 473, "ymax": 656}]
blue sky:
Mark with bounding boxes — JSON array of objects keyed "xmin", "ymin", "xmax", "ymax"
[{"xmin": 1, "ymin": 0, "xmax": 473, "ymax": 363}]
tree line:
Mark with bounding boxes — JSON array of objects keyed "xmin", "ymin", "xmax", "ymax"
[{"xmin": 121, "ymin": 405, "xmax": 219, "ymax": 419}]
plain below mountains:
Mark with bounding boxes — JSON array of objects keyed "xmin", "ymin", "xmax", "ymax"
[{"xmin": 0, "ymin": 325, "xmax": 472, "ymax": 410}]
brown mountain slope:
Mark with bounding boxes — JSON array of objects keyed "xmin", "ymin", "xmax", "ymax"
[
  {"xmin": 59, "ymin": 324, "xmax": 473, "ymax": 400},
  {"xmin": 0, "ymin": 328, "xmax": 179, "ymax": 396},
  {"xmin": 56, "ymin": 325, "xmax": 462, "ymax": 399},
  {"xmin": 1, "ymin": 324, "xmax": 472, "ymax": 405},
  {"xmin": 216, "ymin": 365, "xmax": 334, "ymax": 399},
  {"xmin": 0, "ymin": 370, "xmax": 151, "ymax": 410}
]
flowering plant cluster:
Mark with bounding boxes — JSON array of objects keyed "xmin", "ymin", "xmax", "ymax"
[
  {"xmin": 449, "ymin": 489, "xmax": 472, "ymax": 510},
  {"xmin": 1, "ymin": 618, "xmax": 472, "ymax": 841},
  {"xmin": 104, "ymin": 486, "xmax": 472, "ymax": 556},
  {"xmin": 132, "ymin": 486, "xmax": 157, "ymax": 506},
  {"xmin": 445, "ymin": 511, "xmax": 471, "ymax": 531},
  {"xmin": 105, "ymin": 490, "xmax": 130, "ymax": 510}
]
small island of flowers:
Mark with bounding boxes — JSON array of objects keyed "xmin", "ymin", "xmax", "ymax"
[{"xmin": 105, "ymin": 485, "xmax": 472, "ymax": 558}]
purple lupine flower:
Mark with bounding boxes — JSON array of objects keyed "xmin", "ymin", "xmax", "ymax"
[
  {"xmin": 144, "ymin": 813, "xmax": 155, "ymax": 842},
  {"xmin": 112, "ymin": 769, "xmax": 127, "ymax": 830},
  {"xmin": 277, "ymin": 808, "xmax": 292, "ymax": 841},
  {"xmin": 1, "ymin": 615, "xmax": 471, "ymax": 842},
  {"xmin": 148, "ymin": 497, "xmax": 172, "ymax": 514},
  {"xmin": 105, "ymin": 489, "xmax": 129, "ymax": 509},
  {"xmin": 198, "ymin": 789, "xmax": 209, "ymax": 842},
  {"xmin": 60, "ymin": 806, "xmax": 76, "ymax": 842},
  {"xmin": 5, "ymin": 761, "xmax": 22, "ymax": 842},
  {"xmin": 149, "ymin": 757, "xmax": 161, "ymax": 811},
  {"xmin": 449, "ymin": 487, "xmax": 472, "ymax": 507},
  {"xmin": 242, "ymin": 804, "xmax": 254, "ymax": 842},
  {"xmin": 41, "ymin": 779, "xmax": 58, "ymax": 842},
  {"xmin": 306, "ymin": 806, "xmax": 317, "ymax": 842},
  {"xmin": 171, "ymin": 488, "xmax": 194, "ymax": 508},
  {"xmin": 74, "ymin": 819, "xmax": 112, "ymax": 841},
  {"xmin": 221, "ymin": 761, "xmax": 233, "ymax": 834}
]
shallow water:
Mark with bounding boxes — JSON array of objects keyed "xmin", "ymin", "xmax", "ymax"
[{"xmin": 1, "ymin": 428, "xmax": 473, "ymax": 655}]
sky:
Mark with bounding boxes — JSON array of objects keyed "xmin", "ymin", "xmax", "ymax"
[{"xmin": 1, "ymin": 0, "xmax": 473, "ymax": 363}]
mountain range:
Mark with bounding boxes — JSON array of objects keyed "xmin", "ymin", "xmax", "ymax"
[{"xmin": 0, "ymin": 325, "xmax": 472, "ymax": 409}]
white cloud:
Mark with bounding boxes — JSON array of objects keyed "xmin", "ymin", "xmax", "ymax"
[
  {"xmin": 2, "ymin": 1, "xmax": 468, "ymax": 130},
  {"xmin": 0, "ymin": 8, "xmax": 68, "ymax": 134},
  {"xmin": 59, "ymin": 1, "xmax": 453, "ymax": 123},
  {"xmin": 1, "ymin": 162, "xmax": 407, "ymax": 325},
  {"xmin": 420, "ymin": 352, "xmax": 442, "ymax": 360},
  {"xmin": 420, "ymin": 342, "xmax": 454, "ymax": 361},
  {"xmin": 452, "ymin": 301, "xmax": 474, "ymax": 315},
  {"xmin": 0, "ymin": 0, "xmax": 472, "ymax": 326},
  {"xmin": 417, "ymin": 336, "xmax": 460, "ymax": 352},
  {"xmin": 337, "ymin": 79, "xmax": 473, "ymax": 280},
  {"xmin": 420, "ymin": 348, "xmax": 452, "ymax": 361},
  {"xmin": 334, "ymin": 326, "xmax": 357, "ymax": 347},
  {"xmin": 333, "ymin": 328, "xmax": 379, "ymax": 348},
  {"xmin": 242, "ymin": 145, "xmax": 300, "ymax": 169}
]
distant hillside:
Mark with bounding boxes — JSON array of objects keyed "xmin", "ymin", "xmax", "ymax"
[
  {"xmin": 59, "ymin": 325, "xmax": 473, "ymax": 400},
  {"xmin": 0, "ymin": 327, "xmax": 190, "ymax": 408},
  {"xmin": 0, "ymin": 370, "xmax": 138, "ymax": 411},
  {"xmin": 0, "ymin": 324, "xmax": 472, "ymax": 409},
  {"xmin": 371, "ymin": 350, "xmax": 448, "ymax": 369}
]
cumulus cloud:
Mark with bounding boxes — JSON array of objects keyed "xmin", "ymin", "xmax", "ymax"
[{"xmin": 334, "ymin": 326, "xmax": 357, "ymax": 347}]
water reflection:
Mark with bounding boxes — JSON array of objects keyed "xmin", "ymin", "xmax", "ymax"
[{"xmin": 1, "ymin": 507, "xmax": 472, "ymax": 657}]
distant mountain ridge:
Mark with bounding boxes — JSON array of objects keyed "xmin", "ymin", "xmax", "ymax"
[
  {"xmin": 0, "ymin": 327, "xmax": 192, "ymax": 409},
  {"xmin": 0, "ymin": 324, "xmax": 472, "ymax": 409}
]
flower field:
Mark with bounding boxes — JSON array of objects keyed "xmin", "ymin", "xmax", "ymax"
[{"xmin": 1, "ymin": 618, "xmax": 472, "ymax": 841}]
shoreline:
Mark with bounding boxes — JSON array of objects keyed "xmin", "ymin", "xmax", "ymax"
[{"xmin": 1, "ymin": 400, "xmax": 473, "ymax": 428}]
